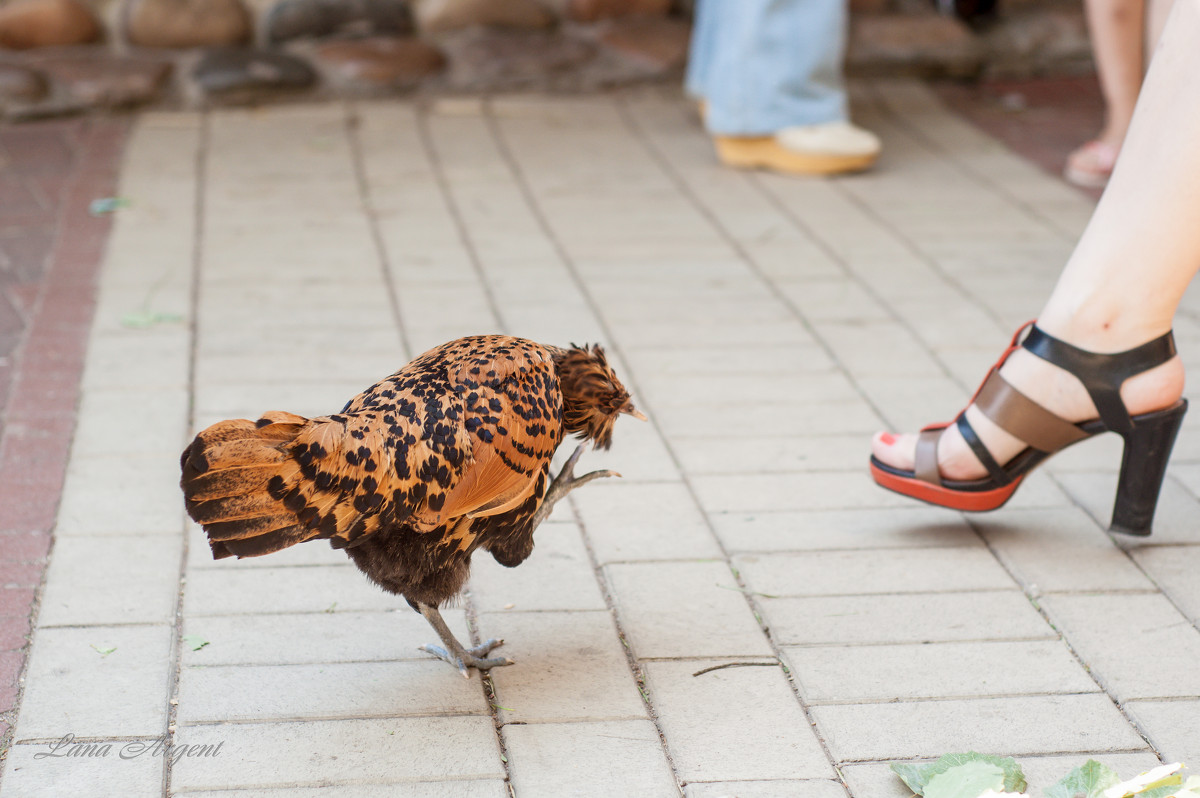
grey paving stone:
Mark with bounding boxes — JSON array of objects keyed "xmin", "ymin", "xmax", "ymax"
[
  {"xmin": 183, "ymin": 565, "xmax": 399, "ymax": 616},
  {"xmin": 842, "ymin": 752, "xmax": 1164, "ymax": 798},
  {"xmin": 643, "ymin": 660, "xmax": 834, "ymax": 782},
  {"xmin": 176, "ymin": 660, "xmax": 489, "ymax": 723},
  {"xmin": 1129, "ymin": 544, "xmax": 1200, "ymax": 623},
  {"xmin": 734, "ymin": 547, "xmax": 1015, "ymax": 597},
  {"xmin": 785, "ymin": 640, "xmax": 1096, "ymax": 703},
  {"xmin": 1125, "ymin": 700, "xmax": 1200, "ymax": 764},
  {"xmin": 170, "ymin": 717, "xmax": 504, "ymax": 791},
  {"xmin": 760, "ymin": 591, "xmax": 1053, "ymax": 646},
  {"xmin": 691, "ymin": 473, "xmax": 912, "ymax": 513},
  {"xmin": 605, "ymin": 561, "xmax": 774, "ymax": 659},
  {"xmin": 180, "ymin": 609, "xmax": 470, "ymax": 666},
  {"xmin": 622, "ymin": 343, "xmax": 836, "ymax": 377},
  {"xmin": 71, "ymin": 388, "xmax": 192, "ymax": 458},
  {"xmin": 467, "ymin": 521, "xmax": 606, "ymax": 612},
  {"xmin": 14, "ymin": 625, "xmax": 173, "ymax": 739},
  {"xmin": 812, "ymin": 694, "xmax": 1148, "ymax": 762},
  {"xmin": 670, "ymin": 434, "xmax": 869, "ymax": 476},
  {"xmin": 38, "ymin": 535, "xmax": 182, "ymax": 627},
  {"xmin": 684, "ymin": 780, "xmax": 847, "ymax": 798},
  {"xmin": 710, "ymin": 507, "xmax": 979, "ymax": 553},
  {"xmin": 56, "ymin": 453, "xmax": 186, "ymax": 536},
  {"xmin": 572, "ymin": 482, "xmax": 722, "ymax": 564},
  {"xmin": 562, "ymin": 417, "xmax": 680, "ymax": 482},
  {"xmin": 638, "ymin": 373, "xmax": 861, "ymax": 410},
  {"xmin": 177, "ymin": 785, "xmax": 509, "ymax": 798},
  {"xmin": 1040, "ymin": 593, "xmax": 1200, "ymax": 701},
  {"xmin": 482, "ymin": 610, "xmax": 646, "ymax": 723},
  {"xmin": 1, "ymin": 741, "xmax": 164, "ymax": 798},
  {"xmin": 82, "ymin": 330, "xmax": 192, "ymax": 391},
  {"xmin": 974, "ymin": 507, "xmax": 1155, "ymax": 593},
  {"xmin": 502, "ymin": 720, "xmax": 678, "ymax": 798},
  {"xmin": 655, "ymin": 401, "xmax": 879, "ymax": 438}
]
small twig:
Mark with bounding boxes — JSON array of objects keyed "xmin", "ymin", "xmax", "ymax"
[{"xmin": 692, "ymin": 660, "xmax": 781, "ymax": 678}]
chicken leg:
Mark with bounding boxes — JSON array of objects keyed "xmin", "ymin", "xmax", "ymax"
[
  {"xmin": 529, "ymin": 442, "xmax": 620, "ymax": 529},
  {"xmin": 417, "ymin": 602, "xmax": 512, "ymax": 679}
]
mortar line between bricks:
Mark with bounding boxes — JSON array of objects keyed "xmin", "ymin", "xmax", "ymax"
[
  {"xmin": 410, "ymin": 100, "xmax": 516, "ymax": 792},
  {"xmin": 0, "ymin": 118, "xmax": 129, "ymax": 786},
  {"xmin": 173, "ymin": 710, "xmax": 492, "ymax": 727},
  {"xmin": 484, "ymin": 95, "xmax": 690, "ymax": 797},
  {"xmin": 805, "ymin": 689, "xmax": 1105, "ymax": 707},
  {"xmin": 165, "ymin": 109, "xmax": 210, "ymax": 798}
]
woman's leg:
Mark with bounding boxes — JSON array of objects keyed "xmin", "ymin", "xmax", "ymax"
[
  {"xmin": 1086, "ymin": 0, "xmax": 1146, "ymax": 148},
  {"xmin": 872, "ymin": 0, "xmax": 1200, "ymax": 479}
]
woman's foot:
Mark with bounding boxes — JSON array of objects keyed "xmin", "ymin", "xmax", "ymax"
[
  {"xmin": 871, "ymin": 333, "xmax": 1186, "ymax": 481},
  {"xmin": 1064, "ymin": 139, "xmax": 1120, "ymax": 188}
]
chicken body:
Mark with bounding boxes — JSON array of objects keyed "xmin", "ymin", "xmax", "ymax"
[{"xmin": 180, "ymin": 335, "xmax": 642, "ymax": 675}]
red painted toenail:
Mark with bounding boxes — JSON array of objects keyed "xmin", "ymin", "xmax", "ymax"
[{"xmin": 879, "ymin": 432, "xmax": 897, "ymax": 446}]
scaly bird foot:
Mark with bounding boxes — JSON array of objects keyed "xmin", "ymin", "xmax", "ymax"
[
  {"xmin": 530, "ymin": 442, "xmax": 620, "ymax": 528},
  {"xmin": 419, "ymin": 639, "xmax": 513, "ymax": 679}
]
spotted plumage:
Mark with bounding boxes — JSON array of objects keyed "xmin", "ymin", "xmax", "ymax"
[{"xmin": 180, "ymin": 335, "xmax": 642, "ymax": 674}]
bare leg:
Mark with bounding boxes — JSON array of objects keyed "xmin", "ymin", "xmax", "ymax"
[
  {"xmin": 528, "ymin": 442, "xmax": 620, "ymax": 529},
  {"xmin": 417, "ymin": 602, "xmax": 512, "ymax": 678},
  {"xmin": 873, "ymin": 0, "xmax": 1200, "ymax": 478},
  {"xmin": 1086, "ymin": 0, "xmax": 1146, "ymax": 147}
]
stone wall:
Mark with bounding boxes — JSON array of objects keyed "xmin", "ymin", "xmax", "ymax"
[{"xmin": 0, "ymin": 0, "xmax": 1090, "ymax": 120}]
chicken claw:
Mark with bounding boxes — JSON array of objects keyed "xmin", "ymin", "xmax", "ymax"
[
  {"xmin": 530, "ymin": 442, "xmax": 620, "ymax": 528},
  {"xmin": 417, "ymin": 603, "xmax": 514, "ymax": 678}
]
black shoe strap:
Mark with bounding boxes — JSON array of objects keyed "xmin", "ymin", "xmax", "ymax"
[{"xmin": 1022, "ymin": 325, "xmax": 1177, "ymax": 434}]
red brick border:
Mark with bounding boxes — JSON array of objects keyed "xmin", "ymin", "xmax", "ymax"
[{"xmin": 0, "ymin": 117, "xmax": 129, "ymax": 774}]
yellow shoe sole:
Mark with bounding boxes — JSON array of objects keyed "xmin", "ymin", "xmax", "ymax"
[{"xmin": 713, "ymin": 135, "xmax": 878, "ymax": 176}]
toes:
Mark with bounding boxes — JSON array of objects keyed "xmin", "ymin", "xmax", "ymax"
[{"xmin": 871, "ymin": 431, "xmax": 917, "ymax": 470}]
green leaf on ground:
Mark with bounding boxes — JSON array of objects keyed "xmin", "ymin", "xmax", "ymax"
[
  {"xmin": 1169, "ymin": 776, "xmax": 1200, "ymax": 797},
  {"xmin": 1047, "ymin": 760, "xmax": 1121, "ymax": 798},
  {"xmin": 893, "ymin": 753, "xmax": 1027, "ymax": 795},
  {"xmin": 1103, "ymin": 764, "xmax": 1184, "ymax": 798},
  {"xmin": 182, "ymin": 635, "xmax": 209, "ymax": 652},
  {"xmin": 924, "ymin": 761, "xmax": 1006, "ymax": 798},
  {"xmin": 90, "ymin": 644, "xmax": 117, "ymax": 656},
  {"xmin": 89, "ymin": 197, "xmax": 131, "ymax": 216}
]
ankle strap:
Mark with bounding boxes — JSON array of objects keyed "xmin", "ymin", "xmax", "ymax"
[{"xmin": 1022, "ymin": 324, "xmax": 1177, "ymax": 434}]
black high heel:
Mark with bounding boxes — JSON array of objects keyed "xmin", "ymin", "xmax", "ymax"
[{"xmin": 871, "ymin": 322, "xmax": 1188, "ymax": 537}]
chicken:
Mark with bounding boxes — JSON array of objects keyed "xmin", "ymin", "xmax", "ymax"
[{"xmin": 180, "ymin": 335, "xmax": 644, "ymax": 676}]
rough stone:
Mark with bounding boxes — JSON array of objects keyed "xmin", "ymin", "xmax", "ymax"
[
  {"xmin": 193, "ymin": 47, "xmax": 317, "ymax": 98},
  {"xmin": 0, "ymin": 61, "xmax": 48, "ymax": 105},
  {"xmin": 411, "ymin": 0, "xmax": 555, "ymax": 33},
  {"xmin": 596, "ymin": 14, "xmax": 689, "ymax": 72},
  {"xmin": 264, "ymin": 0, "xmax": 412, "ymax": 44},
  {"xmin": 312, "ymin": 36, "xmax": 445, "ymax": 89},
  {"xmin": 847, "ymin": 12, "xmax": 984, "ymax": 78},
  {"xmin": 440, "ymin": 27, "xmax": 598, "ymax": 91},
  {"xmin": 26, "ymin": 50, "xmax": 172, "ymax": 108},
  {"xmin": 124, "ymin": 0, "xmax": 253, "ymax": 49},
  {"xmin": 566, "ymin": 0, "xmax": 670, "ymax": 22},
  {"xmin": 0, "ymin": 0, "xmax": 101, "ymax": 49}
]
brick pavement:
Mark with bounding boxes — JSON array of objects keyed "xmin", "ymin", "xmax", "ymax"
[
  {"xmin": 1, "ymin": 82, "xmax": 1198, "ymax": 797},
  {"xmin": 0, "ymin": 116, "xmax": 129, "ymax": 774}
]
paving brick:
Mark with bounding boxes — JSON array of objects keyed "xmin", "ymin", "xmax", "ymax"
[
  {"xmin": 685, "ymin": 780, "xmax": 847, "ymax": 797},
  {"xmin": 710, "ymin": 507, "xmax": 979, "ymax": 552},
  {"xmin": 1040, "ymin": 593, "xmax": 1200, "ymax": 701},
  {"xmin": 175, "ymin": 784, "xmax": 510, "ymax": 798},
  {"xmin": 655, "ymin": 401, "xmax": 879, "ymax": 439},
  {"xmin": 55, "ymin": 454, "xmax": 186, "ymax": 536},
  {"xmin": 0, "ymin": 561, "xmax": 42, "ymax": 588},
  {"xmin": 482, "ymin": 610, "xmax": 646, "ymax": 723},
  {"xmin": 812, "ymin": 694, "xmax": 1148, "ymax": 762},
  {"xmin": 502, "ymin": 720, "xmax": 677, "ymax": 798},
  {"xmin": 185, "ymin": 523, "xmax": 347, "ymax": 570},
  {"xmin": 690, "ymin": 473, "xmax": 911, "ymax": 513},
  {"xmin": 1129, "ymin": 544, "xmax": 1200, "ymax": 623},
  {"xmin": 1124, "ymin": 700, "xmax": 1200, "ymax": 764},
  {"xmin": 177, "ymin": 660, "xmax": 489, "ymax": 723},
  {"xmin": 644, "ymin": 660, "xmax": 833, "ymax": 782},
  {"xmin": 171, "ymin": 717, "xmax": 504, "ymax": 792},
  {"xmin": 181, "ymin": 610, "xmax": 471, "ymax": 666},
  {"xmin": 606, "ymin": 561, "xmax": 773, "ymax": 659},
  {"xmin": 734, "ymin": 547, "xmax": 1015, "ymax": 598},
  {"xmin": 974, "ymin": 507, "xmax": 1155, "ymax": 593},
  {"xmin": 37, "ymin": 535, "xmax": 181, "ymax": 627},
  {"xmin": 0, "ymin": 532, "xmax": 52, "ymax": 560},
  {"xmin": 1055, "ymin": 473, "xmax": 1200, "ymax": 545},
  {"xmin": 182, "ymin": 565, "xmax": 399, "ymax": 616},
  {"xmin": 785, "ymin": 640, "xmax": 1096, "ymax": 703},
  {"xmin": 70, "ymin": 388, "xmax": 191, "ymax": 458},
  {"xmin": 842, "ymin": 752, "xmax": 1164, "ymax": 798},
  {"xmin": 671, "ymin": 434, "xmax": 872, "ymax": 476},
  {"xmin": 0, "ymin": 614, "xmax": 30, "ymax": 650},
  {"xmin": 81, "ymin": 331, "xmax": 191, "ymax": 391},
  {"xmin": 1, "ymin": 740, "xmax": 164, "ymax": 798},
  {"xmin": 622, "ymin": 344, "xmax": 836, "ymax": 377},
  {"xmin": 467, "ymin": 521, "xmax": 606, "ymax": 612},
  {"xmin": 572, "ymin": 482, "xmax": 722, "ymax": 564},
  {"xmin": 14, "ymin": 625, "xmax": 172, "ymax": 739}
]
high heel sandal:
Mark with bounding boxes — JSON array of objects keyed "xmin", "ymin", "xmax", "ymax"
[{"xmin": 869, "ymin": 322, "xmax": 1188, "ymax": 537}]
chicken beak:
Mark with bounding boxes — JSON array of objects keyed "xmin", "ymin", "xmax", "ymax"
[{"xmin": 625, "ymin": 406, "xmax": 648, "ymax": 422}]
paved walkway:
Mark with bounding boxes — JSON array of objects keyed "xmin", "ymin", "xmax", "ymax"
[{"xmin": 2, "ymin": 82, "xmax": 1199, "ymax": 797}]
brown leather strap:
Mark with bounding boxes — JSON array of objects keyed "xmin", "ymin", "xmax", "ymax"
[
  {"xmin": 974, "ymin": 369, "xmax": 1089, "ymax": 453},
  {"xmin": 914, "ymin": 428, "xmax": 944, "ymax": 486}
]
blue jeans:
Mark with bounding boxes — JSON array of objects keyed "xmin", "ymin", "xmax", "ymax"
[{"xmin": 686, "ymin": 0, "xmax": 849, "ymax": 136}]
